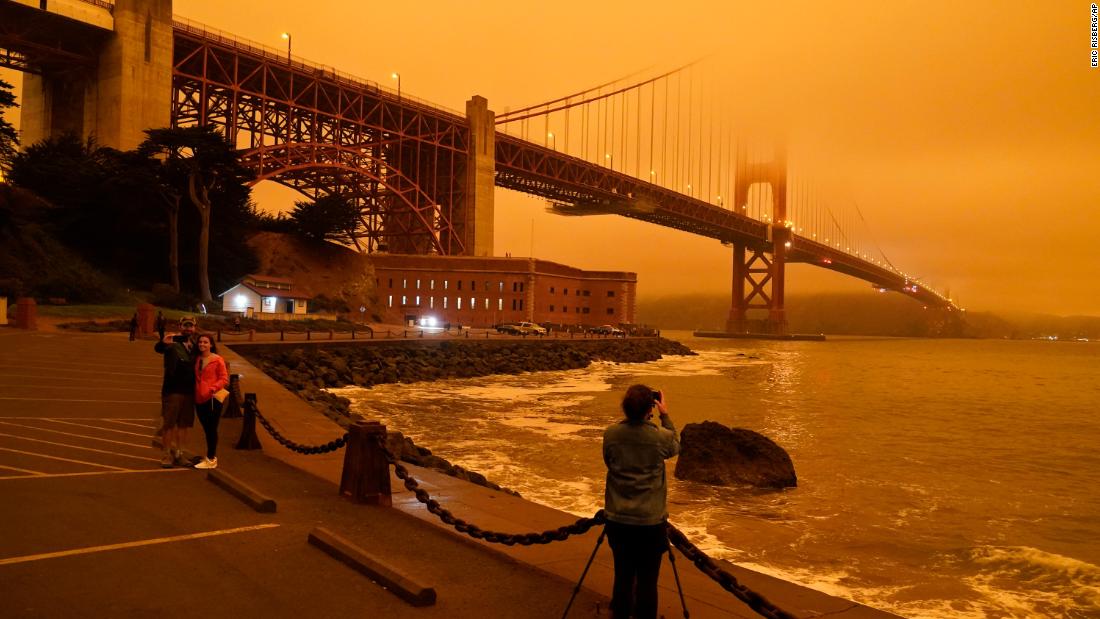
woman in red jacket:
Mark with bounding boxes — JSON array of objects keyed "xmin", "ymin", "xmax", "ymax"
[{"xmin": 193, "ymin": 333, "xmax": 229, "ymax": 469}]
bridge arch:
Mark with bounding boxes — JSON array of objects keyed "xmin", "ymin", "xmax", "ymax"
[{"xmin": 236, "ymin": 142, "xmax": 464, "ymax": 256}]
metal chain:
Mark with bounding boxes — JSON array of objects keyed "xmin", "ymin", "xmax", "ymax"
[
  {"xmin": 375, "ymin": 435, "xmax": 605, "ymax": 545},
  {"xmin": 252, "ymin": 407, "xmax": 348, "ymax": 455},
  {"xmin": 665, "ymin": 524, "xmax": 797, "ymax": 619}
]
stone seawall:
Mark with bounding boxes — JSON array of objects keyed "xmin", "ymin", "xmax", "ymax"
[{"xmin": 230, "ymin": 337, "xmax": 695, "ymax": 493}]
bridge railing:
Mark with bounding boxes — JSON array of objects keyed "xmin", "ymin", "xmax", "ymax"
[
  {"xmin": 73, "ymin": 0, "xmax": 114, "ymax": 10},
  {"xmin": 171, "ymin": 16, "xmax": 464, "ymax": 120}
]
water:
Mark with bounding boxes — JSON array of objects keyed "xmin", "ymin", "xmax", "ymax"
[{"xmin": 333, "ymin": 333, "xmax": 1100, "ymax": 618}]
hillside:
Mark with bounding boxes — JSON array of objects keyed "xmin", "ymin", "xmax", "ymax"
[{"xmin": 246, "ymin": 231, "xmax": 379, "ymax": 317}]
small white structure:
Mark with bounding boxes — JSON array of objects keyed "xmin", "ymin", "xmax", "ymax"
[{"xmin": 219, "ymin": 274, "xmax": 311, "ymax": 319}]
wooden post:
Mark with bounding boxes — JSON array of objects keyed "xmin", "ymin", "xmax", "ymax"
[
  {"xmin": 222, "ymin": 374, "xmax": 244, "ymax": 419},
  {"xmin": 339, "ymin": 420, "xmax": 392, "ymax": 506},
  {"xmin": 15, "ymin": 298, "xmax": 37, "ymax": 330},
  {"xmin": 235, "ymin": 393, "xmax": 262, "ymax": 450}
]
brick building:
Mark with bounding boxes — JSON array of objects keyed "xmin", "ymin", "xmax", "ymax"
[{"xmin": 369, "ymin": 255, "xmax": 636, "ymax": 328}]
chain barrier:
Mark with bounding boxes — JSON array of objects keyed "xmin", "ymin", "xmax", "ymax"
[
  {"xmin": 252, "ymin": 406, "xmax": 348, "ymax": 455},
  {"xmin": 665, "ymin": 524, "xmax": 796, "ymax": 619},
  {"xmin": 375, "ymin": 436, "xmax": 605, "ymax": 545}
]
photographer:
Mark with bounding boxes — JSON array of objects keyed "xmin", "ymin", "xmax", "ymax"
[{"xmin": 602, "ymin": 384, "xmax": 680, "ymax": 619}]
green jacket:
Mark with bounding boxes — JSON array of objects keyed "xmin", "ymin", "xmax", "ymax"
[{"xmin": 603, "ymin": 414, "xmax": 680, "ymax": 526}]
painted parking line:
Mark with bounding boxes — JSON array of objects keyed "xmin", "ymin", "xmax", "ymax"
[
  {"xmin": 0, "ymin": 463, "xmax": 45, "ymax": 475},
  {"xmin": 43, "ymin": 419, "xmax": 152, "ymax": 438},
  {"xmin": 0, "ymin": 364, "xmax": 160, "ymax": 378},
  {"xmin": 0, "ymin": 447, "xmax": 128, "ymax": 471},
  {"xmin": 0, "ymin": 373, "xmax": 160, "ymax": 386},
  {"xmin": 101, "ymin": 419, "xmax": 157, "ymax": 430},
  {"xmin": 0, "ymin": 397, "xmax": 160, "ymax": 404},
  {"xmin": 0, "ymin": 421, "xmax": 151, "ymax": 448},
  {"xmin": 0, "ymin": 434, "xmax": 159, "ymax": 463},
  {"xmin": 0, "ymin": 523, "xmax": 281, "ymax": 566},
  {"xmin": 0, "ymin": 468, "xmax": 186, "ymax": 481},
  {"xmin": 0, "ymin": 382, "xmax": 155, "ymax": 393}
]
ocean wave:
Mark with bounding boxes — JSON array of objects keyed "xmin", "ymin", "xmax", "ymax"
[{"xmin": 960, "ymin": 546, "xmax": 1100, "ymax": 617}]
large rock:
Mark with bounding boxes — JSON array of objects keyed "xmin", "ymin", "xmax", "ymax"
[{"xmin": 674, "ymin": 421, "xmax": 796, "ymax": 489}]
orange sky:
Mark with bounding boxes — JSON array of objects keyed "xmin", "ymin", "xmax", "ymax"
[{"xmin": 5, "ymin": 1, "xmax": 1099, "ymax": 315}]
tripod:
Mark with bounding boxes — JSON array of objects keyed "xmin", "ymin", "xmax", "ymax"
[
  {"xmin": 561, "ymin": 526, "xmax": 690, "ymax": 619},
  {"xmin": 561, "ymin": 528, "xmax": 606, "ymax": 619}
]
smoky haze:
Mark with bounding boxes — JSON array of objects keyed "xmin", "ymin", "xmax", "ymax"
[{"xmin": 3, "ymin": 1, "xmax": 1097, "ymax": 315}]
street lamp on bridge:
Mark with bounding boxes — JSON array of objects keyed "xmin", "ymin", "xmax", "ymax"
[
  {"xmin": 391, "ymin": 72, "xmax": 401, "ymax": 101},
  {"xmin": 280, "ymin": 32, "xmax": 291, "ymax": 64},
  {"xmin": 547, "ymin": 132, "xmax": 555, "ymax": 150},
  {"xmin": 605, "ymin": 152, "xmax": 612, "ymax": 170}
]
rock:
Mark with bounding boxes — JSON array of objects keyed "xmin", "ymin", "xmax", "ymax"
[{"xmin": 674, "ymin": 421, "xmax": 796, "ymax": 489}]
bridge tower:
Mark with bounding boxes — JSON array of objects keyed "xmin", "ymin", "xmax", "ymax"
[
  {"xmin": 465, "ymin": 95, "xmax": 495, "ymax": 257},
  {"xmin": 19, "ymin": 0, "xmax": 173, "ymax": 151},
  {"xmin": 727, "ymin": 145, "xmax": 789, "ymax": 335}
]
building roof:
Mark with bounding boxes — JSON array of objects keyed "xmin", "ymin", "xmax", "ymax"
[
  {"xmin": 219, "ymin": 281, "xmax": 312, "ymax": 301},
  {"xmin": 244, "ymin": 273, "xmax": 294, "ymax": 285}
]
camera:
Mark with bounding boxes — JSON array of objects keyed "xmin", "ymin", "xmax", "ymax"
[
  {"xmin": 651, "ymin": 389, "xmax": 662, "ymax": 403},
  {"xmin": 172, "ymin": 334, "xmax": 190, "ymax": 343}
]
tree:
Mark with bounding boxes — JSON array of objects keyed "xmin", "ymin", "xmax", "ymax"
[
  {"xmin": 140, "ymin": 126, "xmax": 254, "ymax": 302},
  {"xmin": 0, "ymin": 78, "xmax": 18, "ymax": 176},
  {"xmin": 290, "ymin": 194, "xmax": 361, "ymax": 243}
]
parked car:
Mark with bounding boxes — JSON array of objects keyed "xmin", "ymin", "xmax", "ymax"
[
  {"xmin": 496, "ymin": 321, "xmax": 547, "ymax": 335},
  {"xmin": 517, "ymin": 321, "xmax": 547, "ymax": 335},
  {"xmin": 591, "ymin": 324, "xmax": 624, "ymax": 336}
]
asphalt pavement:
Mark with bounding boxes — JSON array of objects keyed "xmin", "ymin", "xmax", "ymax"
[{"xmin": 0, "ymin": 328, "xmax": 607, "ymax": 618}]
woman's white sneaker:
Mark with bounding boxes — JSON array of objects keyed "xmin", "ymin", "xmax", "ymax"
[{"xmin": 194, "ymin": 457, "xmax": 217, "ymax": 470}]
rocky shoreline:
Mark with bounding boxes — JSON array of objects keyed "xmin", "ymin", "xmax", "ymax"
[{"xmin": 232, "ymin": 337, "xmax": 695, "ymax": 493}]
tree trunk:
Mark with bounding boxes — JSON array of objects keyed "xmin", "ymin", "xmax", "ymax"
[
  {"xmin": 189, "ymin": 172, "xmax": 213, "ymax": 302},
  {"xmin": 166, "ymin": 195, "xmax": 180, "ymax": 293}
]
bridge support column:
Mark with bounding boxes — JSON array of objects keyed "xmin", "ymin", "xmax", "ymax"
[
  {"xmin": 465, "ymin": 96, "xmax": 495, "ymax": 257},
  {"xmin": 19, "ymin": 0, "xmax": 173, "ymax": 151},
  {"xmin": 726, "ymin": 244, "xmax": 747, "ymax": 333}
]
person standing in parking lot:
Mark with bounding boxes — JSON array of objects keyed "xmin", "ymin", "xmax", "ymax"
[
  {"xmin": 193, "ymin": 333, "xmax": 228, "ymax": 469},
  {"xmin": 154, "ymin": 316, "xmax": 197, "ymax": 467}
]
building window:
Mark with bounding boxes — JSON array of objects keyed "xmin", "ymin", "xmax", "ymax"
[
  {"xmin": 607, "ymin": 308, "xmax": 615, "ymax": 314},
  {"xmin": 607, "ymin": 291, "xmax": 615, "ymax": 297},
  {"xmin": 402, "ymin": 279, "xmax": 407, "ymax": 289},
  {"xmin": 497, "ymin": 298, "xmax": 503, "ymax": 310},
  {"xmin": 576, "ymin": 289, "xmax": 580, "ymax": 296},
  {"xmin": 388, "ymin": 278, "xmax": 393, "ymax": 288},
  {"xmin": 457, "ymin": 297, "xmax": 463, "ymax": 310},
  {"xmin": 499, "ymin": 281, "xmax": 504, "ymax": 292},
  {"xmin": 512, "ymin": 299, "xmax": 517, "ymax": 310},
  {"xmin": 444, "ymin": 280, "xmax": 449, "ymax": 290},
  {"xmin": 550, "ymin": 304, "xmax": 555, "ymax": 312},
  {"xmin": 429, "ymin": 297, "xmax": 434, "ymax": 309},
  {"xmin": 483, "ymin": 298, "xmax": 489, "ymax": 310},
  {"xmin": 583, "ymin": 307, "xmax": 590, "ymax": 314},
  {"xmin": 416, "ymin": 279, "xmax": 421, "ymax": 289},
  {"xmin": 583, "ymin": 290, "xmax": 590, "ymax": 297},
  {"xmin": 430, "ymin": 279, "xmax": 435, "ymax": 290},
  {"xmin": 563, "ymin": 306, "xmax": 568, "ymax": 313},
  {"xmin": 519, "ymin": 300, "xmax": 524, "ymax": 310},
  {"xmin": 564, "ymin": 288, "xmax": 569, "ymax": 295},
  {"xmin": 470, "ymin": 281, "xmax": 475, "ymax": 291},
  {"xmin": 387, "ymin": 295, "xmax": 393, "ymax": 307},
  {"xmin": 458, "ymin": 280, "xmax": 463, "ymax": 291},
  {"xmin": 550, "ymin": 286, "xmax": 555, "ymax": 293},
  {"xmin": 519, "ymin": 282, "xmax": 525, "ymax": 292},
  {"xmin": 470, "ymin": 297, "xmax": 475, "ymax": 309},
  {"xmin": 443, "ymin": 297, "xmax": 448, "ymax": 309},
  {"xmin": 401, "ymin": 295, "xmax": 407, "ymax": 305},
  {"xmin": 415, "ymin": 296, "xmax": 420, "ymax": 306}
]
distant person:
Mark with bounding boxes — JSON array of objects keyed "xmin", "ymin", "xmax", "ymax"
[
  {"xmin": 155, "ymin": 311, "xmax": 166, "ymax": 340},
  {"xmin": 154, "ymin": 316, "xmax": 198, "ymax": 467},
  {"xmin": 602, "ymin": 385, "xmax": 680, "ymax": 619},
  {"xmin": 193, "ymin": 333, "xmax": 228, "ymax": 470},
  {"xmin": 128, "ymin": 313, "xmax": 138, "ymax": 342},
  {"xmin": 233, "ymin": 315, "xmax": 241, "ymax": 332}
]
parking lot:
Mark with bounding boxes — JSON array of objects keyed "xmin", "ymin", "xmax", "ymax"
[{"xmin": 0, "ymin": 329, "xmax": 608, "ymax": 618}]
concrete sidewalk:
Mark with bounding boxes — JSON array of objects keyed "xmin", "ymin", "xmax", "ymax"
[{"xmin": 216, "ymin": 341, "xmax": 900, "ymax": 619}]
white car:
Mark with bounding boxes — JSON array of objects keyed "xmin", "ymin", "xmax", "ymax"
[{"xmin": 516, "ymin": 321, "xmax": 547, "ymax": 335}]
